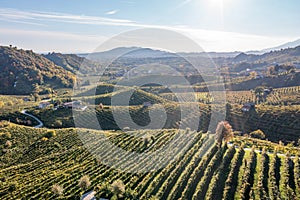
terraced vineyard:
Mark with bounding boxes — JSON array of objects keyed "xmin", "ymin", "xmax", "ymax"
[
  {"xmin": 159, "ymin": 86, "xmax": 300, "ymax": 105},
  {"xmin": 28, "ymin": 101, "xmax": 300, "ymax": 143},
  {"xmin": 0, "ymin": 124, "xmax": 299, "ymax": 199},
  {"xmin": 227, "ymin": 104, "xmax": 300, "ymax": 142}
]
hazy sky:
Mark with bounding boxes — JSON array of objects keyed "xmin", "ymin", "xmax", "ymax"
[{"xmin": 1, "ymin": 0, "xmax": 300, "ymax": 53}]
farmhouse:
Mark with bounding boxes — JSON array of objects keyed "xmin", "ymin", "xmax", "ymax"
[
  {"xmin": 242, "ymin": 102, "xmax": 255, "ymax": 112},
  {"xmin": 143, "ymin": 101, "xmax": 152, "ymax": 108},
  {"xmin": 63, "ymin": 100, "xmax": 87, "ymax": 111},
  {"xmin": 23, "ymin": 97, "xmax": 30, "ymax": 102},
  {"xmin": 38, "ymin": 101, "xmax": 50, "ymax": 109}
]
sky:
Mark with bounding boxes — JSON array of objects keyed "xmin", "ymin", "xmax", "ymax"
[{"xmin": 1, "ymin": 0, "xmax": 300, "ymax": 53}]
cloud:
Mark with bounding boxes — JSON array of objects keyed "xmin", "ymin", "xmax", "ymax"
[
  {"xmin": 105, "ymin": 10, "xmax": 119, "ymax": 15},
  {"xmin": 0, "ymin": 18, "xmax": 46, "ymax": 26},
  {"xmin": 0, "ymin": 8, "xmax": 294, "ymax": 52},
  {"xmin": 0, "ymin": 8, "xmax": 133, "ymax": 26},
  {"xmin": 175, "ymin": 0, "xmax": 193, "ymax": 9}
]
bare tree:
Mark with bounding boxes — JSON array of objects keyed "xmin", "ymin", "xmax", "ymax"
[
  {"xmin": 111, "ymin": 180, "xmax": 125, "ymax": 198},
  {"xmin": 52, "ymin": 184, "xmax": 63, "ymax": 196},
  {"xmin": 78, "ymin": 175, "xmax": 91, "ymax": 191}
]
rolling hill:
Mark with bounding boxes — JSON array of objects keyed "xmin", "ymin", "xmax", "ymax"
[
  {"xmin": 75, "ymin": 88, "xmax": 167, "ymax": 106},
  {"xmin": 78, "ymin": 47, "xmax": 176, "ymax": 61},
  {"xmin": 0, "ymin": 46, "xmax": 76, "ymax": 95},
  {"xmin": 43, "ymin": 52, "xmax": 100, "ymax": 74},
  {"xmin": 231, "ymin": 45, "xmax": 300, "ymax": 64}
]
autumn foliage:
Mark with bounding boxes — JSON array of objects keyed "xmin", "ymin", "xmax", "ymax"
[{"xmin": 215, "ymin": 121, "xmax": 233, "ymax": 144}]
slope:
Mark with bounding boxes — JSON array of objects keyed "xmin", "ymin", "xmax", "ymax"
[
  {"xmin": 43, "ymin": 52, "xmax": 100, "ymax": 74},
  {"xmin": 0, "ymin": 46, "xmax": 76, "ymax": 95}
]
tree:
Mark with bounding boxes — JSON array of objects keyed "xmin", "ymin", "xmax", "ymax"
[
  {"xmin": 215, "ymin": 121, "xmax": 233, "ymax": 145},
  {"xmin": 32, "ymin": 83, "xmax": 41, "ymax": 101},
  {"xmin": 78, "ymin": 175, "xmax": 91, "ymax": 191},
  {"xmin": 45, "ymin": 130, "xmax": 56, "ymax": 138},
  {"xmin": 52, "ymin": 184, "xmax": 63, "ymax": 196},
  {"xmin": 32, "ymin": 83, "xmax": 42, "ymax": 94},
  {"xmin": 33, "ymin": 93, "xmax": 40, "ymax": 102},
  {"xmin": 54, "ymin": 120, "xmax": 63, "ymax": 127},
  {"xmin": 250, "ymin": 129, "xmax": 266, "ymax": 140},
  {"xmin": 97, "ymin": 183, "xmax": 112, "ymax": 198},
  {"xmin": 143, "ymin": 136, "xmax": 152, "ymax": 147},
  {"xmin": 8, "ymin": 183, "xmax": 17, "ymax": 193},
  {"xmin": 111, "ymin": 180, "xmax": 125, "ymax": 198},
  {"xmin": 254, "ymin": 86, "xmax": 265, "ymax": 102}
]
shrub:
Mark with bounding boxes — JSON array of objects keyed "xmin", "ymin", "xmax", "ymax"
[
  {"xmin": 250, "ymin": 129, "xmax": 266, "ymax": 139},
  {"xmin": 143, "ymin": 136, "xmax": 152, "ymax": 147},
  {"xmin": 0, "ymin": 132, "xmax": 12, "ymax": 144},
  {"xmin": 54, "ymin": 142, "xmax": 61, "ymax": 149},
  {"xmin": 6, "ymin": 101, "xmax": 13, "ymax": 106},
  {"xmin": 54, "ymin": 120, "xmax": 62, "ymax": 127},
  {"xmin": 0, "ymin": 132, "xmax": 11, "ymax": 139},
  {"xmin": 52, "ymin": 184, "xmax": 63, "ymax": 196},
  {"xmin": 97, "ymin": 183, "xmax": 112, "ymax": 198},
  {"xmin": 41, "ymin": 137, "xmax": 48, "ymax": 141},
  {"xmin": 78, "ymin": 175, "xmax": 91, "ymax": 191},
  {"xmin": 0, "ymin": 121, "xmax": 9, "ymax": 128},
  {"xmin": 111, "ymin": 180, "xmax": 125, "ymax": 198},
  {"xmin": 8, "ymin": 183, "xmax": 17, "ymax": 193},
  {"xmin": 45, "ymin": 130, "xmax": 56, "ymax": 138}
]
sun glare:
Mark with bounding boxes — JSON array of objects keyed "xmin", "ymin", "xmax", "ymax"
[{"xmin": 210, "ymin": 0, "xmax": 224, "ymax": 6}]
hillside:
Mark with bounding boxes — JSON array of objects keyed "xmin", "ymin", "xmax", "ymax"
[
  {"xmin": 73, "ymin": 87, "xmax": 166, "ymax": 106},
  {"xmin": 0, "ymin": 46, "xmax": 76, "ymax": 95},
  {"xmin": 229, "ymin": 72, "xmax": 300, "ymax": 90},
  {"xmin": 0, "ymin": 123, "xmax": 299, "ymax": 199},
  {"xmin": 231, "ymin": 45, "xmax": 300, "ymax": 64},
  {"xmin": 43, "ymin": 52, "xmax": 100, "ymax": 74},
  {"xmin": 75, "ymin": 83, "xmax": 126, "ymax": 97},
  {"xmin": 26, "ymin": 101, "xmax": 300, "ymax": 143},
  {"xmin": 262, "ymin": 38, "xmax": 300, "ymax": 53}
]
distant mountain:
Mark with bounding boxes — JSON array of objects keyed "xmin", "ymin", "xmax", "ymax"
[
  {"xmin": 227, "ymin": 45, "xmax": 300, "ymax": 72},
  {"xmin": 78, "ymin": 47, "xmax": 140, "ymax": 58},
  {"xmin": 245, "ymin": 38, "xmax": 300, "ymax": 55},
  {"xmin": 124, "ymin": 47, "xmax": 176, "ymax": 58},
  {"xmin": 179, "ymin": 51, "xmax": 241, "ymax": 58},
  {"xmin": 79, "ymin": 47, "xmax": 176, "ymax": 61},
  {"xmin": 43, "ymin": 52, "xmax": 99, "ymax": 74},
  {"xmin": 0, "ymin": 46, "xmax": 75, "ymax": 95},
  {"xmin": 79, "ymin": 47, "xmax": 241, "ymax": 60},
  {"xmin": 262, "ymin": 38, "xmax": 300, "ymax": 53},
  {"xmin": 230, "ymin": 45, "xmax": 300, "ymax": 63}
]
